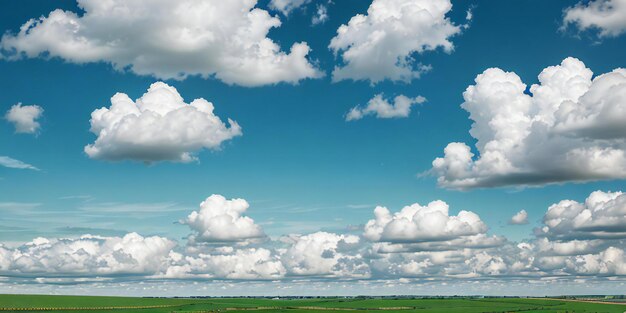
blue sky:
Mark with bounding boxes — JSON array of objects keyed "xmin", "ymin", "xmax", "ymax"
[{"xmin": 1, "ymin": 0, "xmax": 626, "ymax": 295}]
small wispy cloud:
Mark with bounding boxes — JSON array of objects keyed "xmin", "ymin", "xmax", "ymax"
[
  {"xmin": 0, "ymin": 202, "xmax": 42, "ymax": 210},
  {"xmin": 78, "ymin": 202, "xmax": 185, "ymax": 213},
  {"xmin": 59, "ymin": 195, "xmax": 94, "ymax": 201},
  {"xmin": 0, "ymin": 156, "xmax": 38, "ymax": 170},
  {"xmin": 312, "ymin": 3, "xmax": 329, "ymax": 26},
  {"xmin": 346, "ymin": 204, "xmax": 373, "ymax": 209}
]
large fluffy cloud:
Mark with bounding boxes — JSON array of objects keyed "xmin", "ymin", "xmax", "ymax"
[
  {"xmin": 329, "ymin": 0, "xmax": 462, "ymax": 83},
  {"xmin": 184, "ymin": 195, "xmax": 265, "ymax": 243},
  {"xmin": 0, "ymin": 233, "xmax": 175, "ymax": 276},
  {"xmin": 563, "ymin": 0, "xmax": 626, "ymax": 38},
  {"xmin": 163, "ymin": 247, "xmax": 285, "ymax": 280},
  {"xmin": 537, "ymin": 191, "xmax": 626, "ymax": 240},
  {"xmin": 364, "ymin": 200, "xmax": 487, "ymax": 243},
  {"xmin": 531, "ymin": 239, "xmax": 626, "ymax": 276},
  {"xmin": 362, "ymin": 200, "xmax": 507, "ymax": 278},
  {"xmin": 529, "ymin": 192, "xmax": 626, "ymax": 277},
  {"xmin": 562, "ymin": 247, "xmax": 626, "ymax": 276},
  {"xmin": 5, "ymin": 104, "xmax": 43, "ymax": 134},
  {"xmin": 0, "ymin": 0, "xmax": 321, "ymax": 86},
  {"xmin": 85, "ymin": 82, "xmax": 241, "ymax": 163},
  {"xmin": 369, "ymin": 246, "xmax": 521, "ymax": 278},
  {"xmin": 281, "ymin": 232, "xmax": 369, "ymax": 278},
  {"xmin": 432, "ymin": 57, "xmax": 626, "ymax": 189},
  {"xmin": 346, "ymin": 94, "xmax": 426, "ymax": 121},
  {"xmin": 369, "ymin": 192, "xmax": 626, "ymax": 278}
]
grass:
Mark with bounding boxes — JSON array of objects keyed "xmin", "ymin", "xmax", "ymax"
[{"xmin": 0, "ymin": 295, "xmax": 624, "ymax": 312}]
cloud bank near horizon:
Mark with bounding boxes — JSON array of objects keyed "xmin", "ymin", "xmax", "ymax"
[{"xmin": 0, "ymin": 191, "xmax": 624, "ymax": 290}]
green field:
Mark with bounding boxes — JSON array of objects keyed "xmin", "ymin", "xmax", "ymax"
[{"xmin": 0, "ymin": 295, "xmax": 625, "ymax": 312}]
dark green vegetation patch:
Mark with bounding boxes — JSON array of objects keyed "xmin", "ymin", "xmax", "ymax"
[{"xmin": 0, "ymin": 295, "xmax": 625, "ymax": 312}]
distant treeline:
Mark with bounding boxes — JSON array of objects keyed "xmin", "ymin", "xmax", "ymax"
[{"xmin": 143, "ymin": 295, "xmax": 625, "ymax": 300}]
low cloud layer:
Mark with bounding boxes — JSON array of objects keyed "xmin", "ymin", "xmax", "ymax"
[
  {"xmin": 0, "ymin": 192, "xmax": 624, "ymax": 288},
  {"xmin": 85, "ymin": 82, "xmax": 241, "ymax": 163},
  {"xmin": 0, "ymin": 233, "xmax": 175, "ymax": 276},
  {"xmin": 537, "ymin": 190, "xmax": 626, "ymax": 240},
  {"xmin": 329, "ymin": 0, "xmax": 462, "ymax": 83},
  {"xmin": 432, "ymin": 57, "xmax": 626, "ymax": 189},
  {"xmin": 282, "ymin": 232, "xmax": 368, "ymax": 278},
  {"xmin": 0, "ymin": 0, "xmax": 321, "ymax": 86},
  {"xmin": 163, "ymin": 247, "xmax": 285, "ymax": 280}
]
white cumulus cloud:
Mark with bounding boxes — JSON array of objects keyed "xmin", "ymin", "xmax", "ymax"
[
  {"xmin": 509, "ymin": 210, "xmax": 529, "ymax": 225},
  {"xmin": 0, "ymin": 0, "xmax": 321, "ymax": 86},
  {"xmin": 369, "ymin": 245, "xmax": 520, "ymax": 278},
  {"xmin": 5, "ymin": 104, "xmax": 43, "ymax": 134},
  {"xmin": 563, "ymin": 0, "xmax": 626, "ymax": 38},
  {"xmin": 85, "ymin": 82, "xmax": 241, "ymax": 163},
  {"xmin": 184, "ymin": 194, "xmax": 265, "ymax": 243},
  {"xmin": 346, "ymin": 94, "xmax": 426, "ymax": 121},
  {"xmin": 432, "ymin": 57, "xmax": 626, "ymax": 189},
  {"xmin": 163, "ymin": 247, "xmax": 285, "ymax": 280},
  {"xmin": 0, "ymin": 233, "xmax": 175, "ymax": 276},
  {"xmin": 538, "ymin": 190, "xmax": 626, "ymax": 240},
  {"xmin": 500, "ymin": 190, "xmax": 626, "ymax": 278},
  {"xmin": 2, "ymin": 191, "xmax": 626, "ymax": 283},
  {"xmin": 563, "ymin": 247, "xmax": 626, "ymax": 275},
  {"xmin": 329, "ymin": 0, "xmax": 462, "ymax": 84},
  {"xmin": 372, "ymin": 234, "xmax": 505, "ymax": 254},
  {"xmin": 281, "ymin": 231, "xmax": 369, "ymax": 278},
  {"xmin": 364, "ymin": 200, "xmax": 487, "ymax": 243}
]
